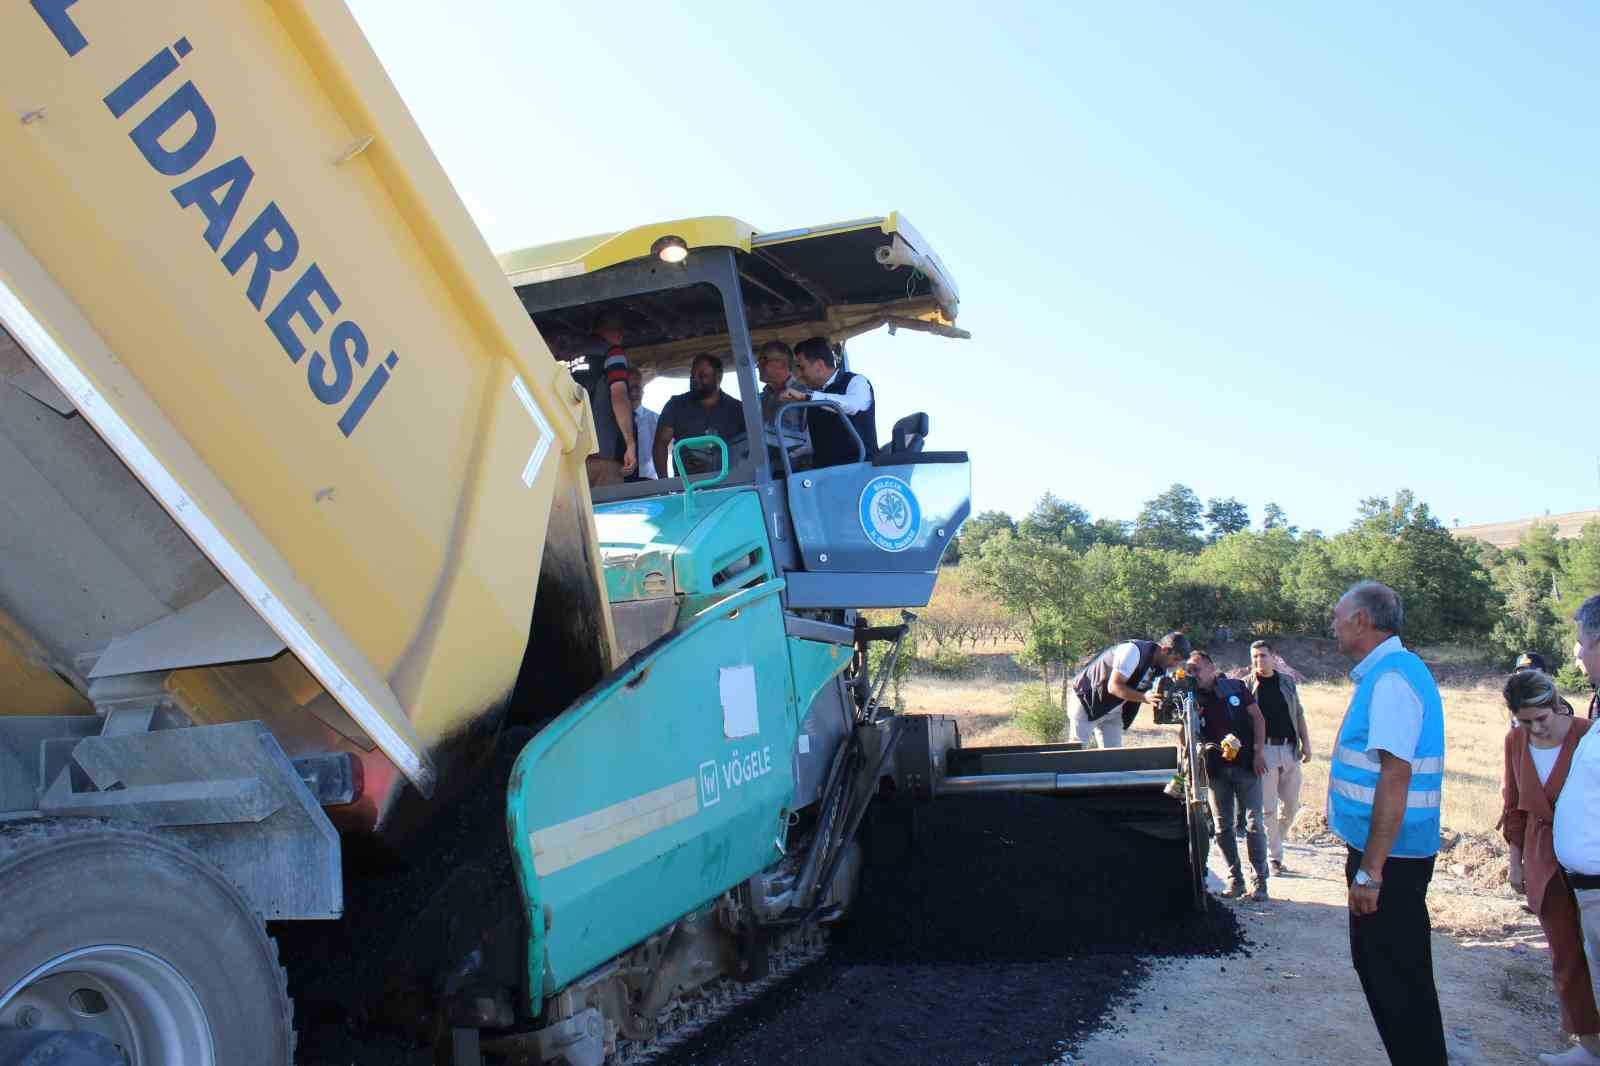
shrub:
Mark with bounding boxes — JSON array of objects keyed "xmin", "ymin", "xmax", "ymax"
[
  {"xmin": 866, "ymin": 629, "xmax": 917, "ymax": 712},
  {"xmin": 921, "ymin": 647, "xmax": 975, "ymax": 678},
  {"xmin": 1012, "ymin": 686, "xmax": 1065, "ymax": 742},
  {"xmin": 1557, "ymin": 663, "xmax": 1590, "ymax": 695}
]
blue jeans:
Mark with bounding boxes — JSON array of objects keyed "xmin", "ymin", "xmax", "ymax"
[{"xmin": 1208, "ymin": 762, "xmax": 1267, "ymax": 884}]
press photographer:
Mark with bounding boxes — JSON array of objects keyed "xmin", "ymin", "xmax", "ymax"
[{"xmin": 1066, "ymin": 631, "xmax": 1193, "ymax": 749}]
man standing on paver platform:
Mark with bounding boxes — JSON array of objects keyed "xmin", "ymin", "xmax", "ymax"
[{"xmin": 1327, "ymin": 581, "xmax": 1448, "ymax": 1066}]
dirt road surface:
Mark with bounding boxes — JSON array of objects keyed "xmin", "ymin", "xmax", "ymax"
[{"xmin": 1064, "ymin": 836, "xmax": 1566, "ymax": 1066}]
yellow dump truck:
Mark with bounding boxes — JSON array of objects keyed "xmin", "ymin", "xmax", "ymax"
[
  {"xmin": 0, "ymin": 3, "xmax": 611, "ymax": 1061},
  {"xmin": 0, "ymin": 4, "xmax": 1206, "ymax": 1064}
]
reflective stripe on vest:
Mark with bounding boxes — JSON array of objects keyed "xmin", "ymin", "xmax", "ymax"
[
  {"xmin": 1334, "ymin": 745, "xmax": 1443, "ymax": 775},
  {"xmin": 1326, "ymin": 648, "xmax": 1446, "ymax": 858}
]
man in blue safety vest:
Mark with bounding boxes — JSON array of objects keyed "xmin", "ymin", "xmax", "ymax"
[{"xmin": 1327, "ymin": 581, "xmax": 1448, "ymax": 1066}]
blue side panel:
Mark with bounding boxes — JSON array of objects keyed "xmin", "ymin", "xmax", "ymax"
[
  {"xmin": 786, "ymin": 458, "xmax": 970, "ymax": 575},
  {"xmin": 783, "ymin": 570, "xmax": 939, "ymax": 609}
]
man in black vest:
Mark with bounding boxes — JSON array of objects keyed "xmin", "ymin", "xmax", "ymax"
[
  {"xmin": 785, "ymin": 336, "xmax": 878, "ymax": 468},
  {"xmin": 1067, "ymin": 631, "xmax": 1192, "ymax": 749},
  {"xmin": 1190, "ymin": 649, "xmax": 1270, "ymax": 900}
]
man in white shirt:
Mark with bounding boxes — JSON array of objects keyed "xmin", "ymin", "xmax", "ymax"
[
  {"xmin": 783, "ymin": 337, "xmax": 878, "ymax": 468},
  {"xmin": 1555, "ymin": 594, "xmax": 1600, "ymax": 1058},
  {"xmin": 627, "ymin": 369, "xmax": 658, "ymax": 480},
  {"xmin": 1065, "ymin": 633, "xmax": 1192, "ymax": 749},
  {"xmin": 1327, "ymin": 581, "xmax": 1448, "ymax": 1065}
]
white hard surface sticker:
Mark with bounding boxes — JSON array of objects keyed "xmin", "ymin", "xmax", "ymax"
[{"xmin": 720, "ymin": 664, "xmax": 760, "ymax": 739}]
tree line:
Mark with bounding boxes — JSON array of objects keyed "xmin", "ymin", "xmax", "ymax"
[{"xmin": 947, "ymin": 484, "xmax": 1596, "ymax": 691}]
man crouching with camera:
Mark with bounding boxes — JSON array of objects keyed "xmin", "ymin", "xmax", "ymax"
[
  {"xmin": 1188, "ymin": 648, "xmax": 1270, "ymax": 900},
  {"xmin": 1066, "ymin": 631, "xmax": 1192, "ymax": 749}
]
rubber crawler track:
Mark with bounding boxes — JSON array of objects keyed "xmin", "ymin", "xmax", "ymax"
[{"xmin": 610, "ymin": 926, "xmax": 829, "ymax": 1066}]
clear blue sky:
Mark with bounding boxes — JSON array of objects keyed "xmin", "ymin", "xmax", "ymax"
[{"xmin": 348, "ymin": 1, "xmax": 1599, "ymax": 534}]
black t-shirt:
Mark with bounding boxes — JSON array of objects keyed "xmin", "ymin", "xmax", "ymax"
[
  {"xmin": 1254, "ymin": 673, "xmax": 1296, "ymax": 742},
  {"xmin": 1198, "ymin": 677, "xmax": 1257, "ymax": 773},
  {"xmin": 660, "ymin": 390, "xmax": 746, "ymax": 474}
]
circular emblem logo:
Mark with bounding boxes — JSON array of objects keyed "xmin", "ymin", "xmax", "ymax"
[
  {"xmin": 603, "ymin": 500, "xmax": 666, "ymax": 517},
  {"xmin": 1228, "ymin": 695, "xmax": 1240, "ymax": 706},
  {"xmin": 859, "ymin": 475, "xmax": 921, "ymax": 552}
]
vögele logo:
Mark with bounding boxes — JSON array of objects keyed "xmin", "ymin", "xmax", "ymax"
[{"xmin": 698, "ymin": 759, "xmax": 720, "ymax": 808}]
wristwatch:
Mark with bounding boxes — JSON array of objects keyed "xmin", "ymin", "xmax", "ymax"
[{"xmin": 1353, "ymin": 869, "xmax": 1382, "ymax": 889}]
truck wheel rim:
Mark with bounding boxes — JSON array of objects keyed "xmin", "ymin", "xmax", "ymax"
[{"xmin": 0, "ymin": 945, "xmax": 215, "ymax": 1065}]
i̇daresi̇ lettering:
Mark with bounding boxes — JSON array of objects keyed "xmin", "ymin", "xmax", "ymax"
[{"xmin": 33, "ymin": 2, "xmax": 400, "ymax": 438}]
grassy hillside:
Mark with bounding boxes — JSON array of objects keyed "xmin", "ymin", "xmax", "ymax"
[{"xmin": 1452, "ymin": 508, "xmax": 1600, "ymax": 548}]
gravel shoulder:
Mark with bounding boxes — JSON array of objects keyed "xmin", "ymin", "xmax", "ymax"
[{"xmin": 1066, "ymin": 837, "xmax": 1564, "ymax": 1065}]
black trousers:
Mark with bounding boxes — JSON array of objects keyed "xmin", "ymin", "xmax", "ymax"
[{"xmin": 1345, "ymin": 847, "xmax": 1447, "ymax": 1065}]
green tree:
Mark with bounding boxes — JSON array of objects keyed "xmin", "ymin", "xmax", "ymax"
[
  {"xmin": 1187, "ymin": 529, "xmax": 1301, "ymax": 632},
  {"xmin": 1262, "ymin": 502, "xmax": 1290, "ymax": 532},
  {"xmin": 1330, "ymin": 491, "xmax": 1494, "ymax": 644},
  {"xmin": 1133, "ymin": 483, "xmax": 1204, "ymax": 554},
  {"xmin": 1560, "ymin": 520, "xmax": 1600, "ymax": 610},
  {"xmin": 1091, "ymin": 517, "xmax": 1131, "ymax": 547},
  {"xmin": 1488, "ymin": 557, "xmax": 1561, "ymax": 667},
  {"xmin": 1283, "ymin": 533, "xmax": 1348, "ymax": 633},
  {"xmin": 1062, "ymin": 545, "xmax": 1185, "ymax": 705},
  {"xmin": 1018, "ymin": 492, "xmax": 1094, "ymax": 549},
  {"xmin": 969, "ymin": 532, "xmax": 1081, "ymax": 686},
  {"xmin": 957, "ymin": 510, "xmax": 1015, "ymax": 561},
  {"xmin": 1072, "ymin": 544, "xmax": 1183, "ymax": 650},
  {"xmin": 1389, "ymin": 509, "xmax": 1495, "ymax": 642},
  {"xmin": 1550, "ymin": 520, "xmax": 1600, "ymax": 662},
  {"xmin": 1461, "ymin": 537, "xmax": 1504, "ymax": 574},
  {"xmin": 1203, "ymin": 497, "xmax": 1251, "ymax": 542},
  {"xmin": 1520, "ymin": 522, "xmax": 1562, "ymax": 587}
]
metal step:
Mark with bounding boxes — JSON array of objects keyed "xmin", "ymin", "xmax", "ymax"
[{"xmin": 938, "ymin": 767, "xmax": 1176, "ymax": 795}]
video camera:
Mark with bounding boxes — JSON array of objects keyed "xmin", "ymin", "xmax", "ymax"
[{"xmin": 1149, "ymin": 667, "xmax": 1197, "ymax": 726}]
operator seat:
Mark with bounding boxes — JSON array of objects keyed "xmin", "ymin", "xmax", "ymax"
[{"xmin": 888, "ymin": 412, "xmax": 928, "ymax": 455}]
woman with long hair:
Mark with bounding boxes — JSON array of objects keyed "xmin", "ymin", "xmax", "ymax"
[{"xmin": 1502, "ymin": 669, "xmax": 1600, "ymax": 1065}]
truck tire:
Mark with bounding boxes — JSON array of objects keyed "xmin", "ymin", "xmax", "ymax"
[{"xmin": 0, "ymin": 820, "xmax": 294, "ymax": 1066}]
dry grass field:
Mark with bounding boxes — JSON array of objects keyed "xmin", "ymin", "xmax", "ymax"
[{"xmin": 1296, "ymin": 677, "xmax": 1509, "ymax": 838}]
